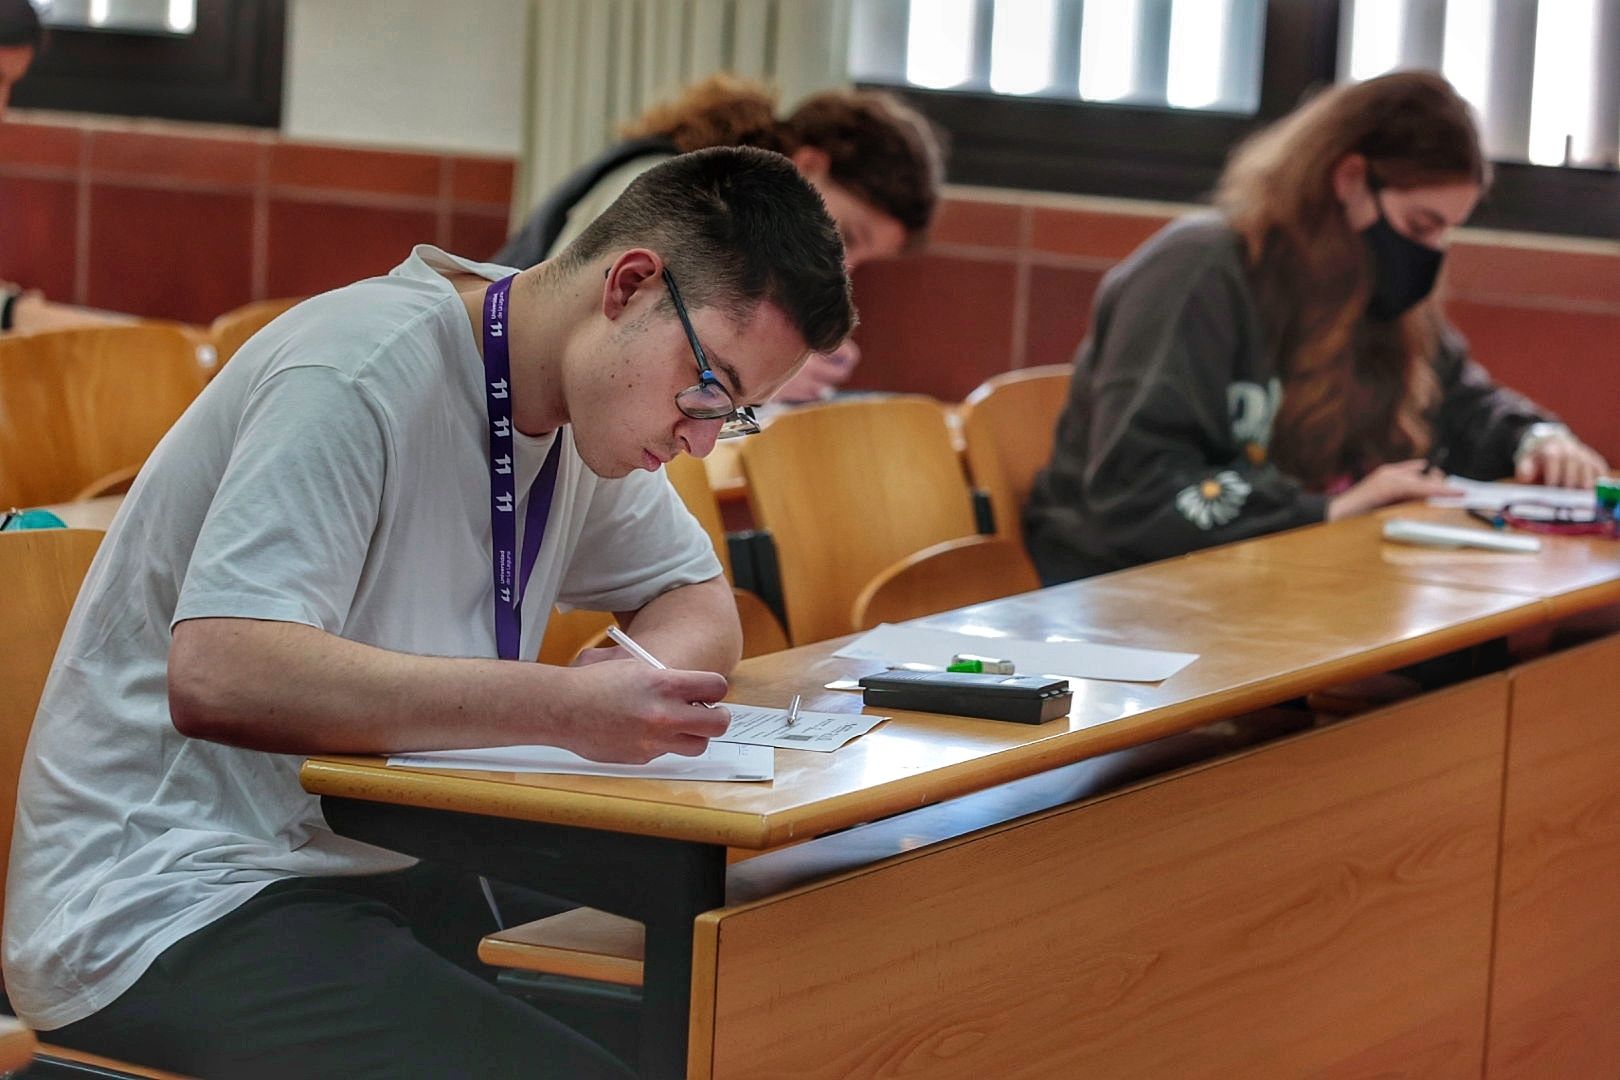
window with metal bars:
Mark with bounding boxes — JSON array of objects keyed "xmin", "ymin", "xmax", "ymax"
[
  {"xmin": 852, "ymin": 0, "xmax": 1266, "ymax": 113},
  {"xmin": 852, "ymin": 0, "xmax": 1619, "ymax": 238}
]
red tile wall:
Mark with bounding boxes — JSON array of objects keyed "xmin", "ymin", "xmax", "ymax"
[
  {"xmin": 0, "ymin": 114, "xmax": 514, "ymax": 325},
  {"xmin": 852, "ymin": 194, "xmax": 1620, "ymax": 467},
  {"xmin": 2, "ymin": 115, "xmax": 1613, "ymax": 466}
]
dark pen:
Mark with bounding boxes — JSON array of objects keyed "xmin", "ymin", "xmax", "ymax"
[{"xmin": 1424, "ymin": 443, "xmax": 1449, "ymax": 477}]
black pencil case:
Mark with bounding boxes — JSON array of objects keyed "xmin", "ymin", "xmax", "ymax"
[{"xmin": 858, "ymin": 671, "xmax": 1072, "ymax": 725}]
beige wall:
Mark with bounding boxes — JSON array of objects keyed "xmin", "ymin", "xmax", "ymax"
[{"xmin": 282, "ymin": 0, "xmax": 529, "ymax": 155}]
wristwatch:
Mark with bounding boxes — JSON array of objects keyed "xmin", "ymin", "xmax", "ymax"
[{"xmin": 1513, "ymin": 421, "xmax": 1572, "ymax": 464}]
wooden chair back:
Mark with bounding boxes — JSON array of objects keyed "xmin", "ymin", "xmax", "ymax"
[
  {"xmin": 852, "ymin": 535, "xmax": 1039, "ymax": 631},
  {"xmin": 665, "ymin": 454, "xmax": 733, "ymax": 581},
  {"xmin": 0, "ymin": 325, "xmax": 208, "ymax": 506},
  {"xmin": 535, "ymin": 608, "xmax": 617, "ymax": 667},
  {"xmin": 737, "ymin": 396, "xmax": 977, "ymax": 645},
  {"xmin": 207, "ymin": 297, "xmax": 303, "ymax": 371},
  {"xmin": 0, "ymin": 529, "xmax": 214, "ymax": 1079},
  {"xmin": 0, "ymin": 529, "xmax": 102, "ymax": 909},
  {"xmin": 535, "ymin": 455, "xmax": 787, "ymax": 665},
  {"xmin": 667, "ymin": 454, "xmax": 787, "ymax": 658},
  {"xmin": 959, "ymin": 365, "xmax": 1072, "ymax": 541}
]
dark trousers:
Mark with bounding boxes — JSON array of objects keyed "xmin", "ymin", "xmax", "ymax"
[{"xmin": 44, "ymin": 862, "xmax": 634, "ymax": 1080}]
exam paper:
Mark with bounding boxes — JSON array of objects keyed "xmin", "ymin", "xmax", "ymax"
[
  {"xmin": 388, "ymin": 740, "xmax": 773, "ymax": 781},
  {"xmin": 1429, "ymin": 477, "xmax": 1596, "ymax": 512},
  {"xmin": 717, "ymin": 704, "xmax": 886, "ymax": 752},
  {"xmin": 835, "ymin": 624, "xmax": 1198, "ymax": 684}
]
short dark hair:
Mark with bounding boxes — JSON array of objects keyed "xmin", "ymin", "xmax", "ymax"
[
  {"xmin": 0, "ymin": 0, "xmax": 42, "ymax": 48},
  {"xmin": 561, "ymin": 145, "xmax": 855, "ymax": 354}
]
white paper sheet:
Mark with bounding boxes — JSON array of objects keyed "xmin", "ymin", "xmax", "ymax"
[
  {"xmin": 834, "ymin": 624, "xmax": 1198, "ymax": 684},
  {"xmin": 1428, "ymin": 477, "xmax": 1596, "ymax": 512},
  {"xmin": 387, "ymin": 740, "xmax": 773, "ymax": 781},
  {"xmin": 716, "ymin": 704, "xmax": 886, "ymax": 752}
]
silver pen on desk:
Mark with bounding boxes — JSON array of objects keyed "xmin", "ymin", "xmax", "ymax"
[
  {"xmin": 786, "ymin": 693, "xmax": 802, "ymax": 727},
  {"xmin": 605, "ymin": 625, "xmax": 720, "ymax": 709}
]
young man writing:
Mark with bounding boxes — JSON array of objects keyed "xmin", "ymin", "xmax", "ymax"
[{"xmin": 5, "ymin": 146, "xmax": 854, "ymax": 1077}]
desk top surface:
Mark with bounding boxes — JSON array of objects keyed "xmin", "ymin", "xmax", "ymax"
[
  {"xmin": 302, "ymin": 511, "xmax": 1601, "ymax": 848},
  {"xmin": 1208, "ymin": 505, "xmax": 1620, "ymax": 617},
  {"xmin": 0, "ymin": 1015, "xmax": 36, "ymax": 1072}
]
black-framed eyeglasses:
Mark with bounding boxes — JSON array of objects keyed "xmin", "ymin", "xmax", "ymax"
[
  {"xmin": 1467, "ymin": 502, "xmax": 1618, "ymax": 538},
  {"xmin": 661, "ymin": 268, "xmax": 760, "ymax": 440}
]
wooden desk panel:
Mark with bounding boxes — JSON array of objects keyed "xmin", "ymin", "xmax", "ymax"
[
  {"xmin": 1487, "ymin": 632, "xmax": 1620, "ymax": 1078},
  {"xmin": 303, "ymin": 556, "xmax": 1542, "ymax": 849},
  {"xmin": 1208, "ymin": 506, "xmax": 1620, "ymax": 618},
  {"xmin": 693, "ymin": 676, "xmax": 1507, "ymax": 1079}
]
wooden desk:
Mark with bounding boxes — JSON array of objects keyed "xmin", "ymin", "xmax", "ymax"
[
  {"xmin": 302, "ymin": 543, "xmax": 1557, "ymax": 1078},
  {"xmin": 0, "ymin": 1016, "xmax": 36, "ymax": 1074},
  {"xmin": 700, "ymin": 443, "xmax": 747, "ymax": 503},
  {"xmin": 1206, "ymin": 504, "xmax": 1620, "ymax": 619},
  {"xmin": 693, "ymin": 676, "xmax": 1509, "ymax": 1078}
]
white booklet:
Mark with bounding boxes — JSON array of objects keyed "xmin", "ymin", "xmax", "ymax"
[
  {"xmin": 717, "ymin": 703, "xmax": 886, "ymax": 752},
  {"xmin": 834, "ymin": 624, "xmax": 1198, "ymax": 684},
  {"xmin": 1428, "ymin": 477, "xmax": 1596, "ymax": 512},
  {"xmin": 388, "ymin": 739, "xmax": 773, "ymax": 781}
]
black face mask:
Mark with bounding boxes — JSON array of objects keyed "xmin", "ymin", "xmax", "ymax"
[{"xmin": 1361, "ymin": 208, "xmax": 1444, "ymax": 321}]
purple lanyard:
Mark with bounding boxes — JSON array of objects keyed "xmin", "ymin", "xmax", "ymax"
[{"xmin": 483, "ymin": 274, "xmax": 563, "ymax": 661}]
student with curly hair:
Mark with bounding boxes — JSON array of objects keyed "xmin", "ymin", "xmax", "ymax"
[{"xmin": 497, "ymin": 74, "xmax": 944, "ymax": 402}]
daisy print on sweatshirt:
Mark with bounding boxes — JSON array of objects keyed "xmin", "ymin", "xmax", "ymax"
[{"xmin": 1175, "ymin": 470, "xmax": 1252, "ymax": 530}]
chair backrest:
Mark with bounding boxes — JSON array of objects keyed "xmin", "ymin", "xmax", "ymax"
[
  {"xmin": 959, "ymin": 365, "xmax": 1073, "ymax": 542},
  {"xmin": 0, "ymin": 529, "xmax": 102, "ymax": 910},
  {"xmin": 665, "ymin": 454, "xmax": 733, "ymax": 581},
  {"xmin": 535, "ymin": 608, "xmax": 617, "ymax": 667},
  {"xmin": 0, "ymin": 325, "xmax": 209, "ymax": 506},
  {"xmin": 535, "ymin": 456, "xmax": 788, "ymax": 665},
  {"xmin": 667, "ymin": 454, "xmax": 788, "ymax": 659},
  {"xmin": 852, "ymin": 535, "xmax": 1040, "ymax": 631},
  {"xmin": 207, "ymin": 297, "xmax": 303, "ymax": 370},
  {"xmin": 738, "ymin": 396, "xmax": 978, "ymax": 645}
]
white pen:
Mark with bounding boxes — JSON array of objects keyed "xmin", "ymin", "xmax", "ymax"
[
  {"xmin": 605, "ymin": 625, "xmax": 720, "ymax": 709},
  {"xmin": 786, "ymin": 693, "xmax": 802, "ymax": 727}
]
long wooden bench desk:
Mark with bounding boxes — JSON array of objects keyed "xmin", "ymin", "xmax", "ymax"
[
  {"xmin": 0, "ymin": 1016, "xmax": 33, "ymax": 1075},
  {"xmin": 1205, "ymin": 503, "xmax": 1620, "ymax": 615},
  {"xmin": 301, "ymin": 510, "xmax": 1617, "ymax": 1078}
]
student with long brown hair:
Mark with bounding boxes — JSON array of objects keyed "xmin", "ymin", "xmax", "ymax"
[
  {"xmin": 496, "ymin": 74, "xmax": 943, "ymax": 401},
  {"xmin": 1024, "ymin": 71, "xmax": 1607, "ymax": 584}
]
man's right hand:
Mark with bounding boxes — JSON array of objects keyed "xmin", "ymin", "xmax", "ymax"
[
  {"xmin": 168, "ymin": 618, "xmax": 734, "ymax": 760},
  {"xmin": 559, "ymin": 660, "xmax": 730, "ymax": 763},
  {"xmin": 1327, "ymin": 459, "xmax": 1463, "ymax": 521}
]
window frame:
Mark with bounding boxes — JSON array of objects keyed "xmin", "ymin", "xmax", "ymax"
[
  {"xmin": 12, "ymin": 0, "xmax": 285, "ymax": 128},
  {"xmin": 862, "ymin": 0, "xmax": 1618, "ymax": 239}
]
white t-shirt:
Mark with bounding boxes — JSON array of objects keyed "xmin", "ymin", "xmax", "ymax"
[{"xmin": 3, "ymin": 245, "xmax": 721, "ymax": 1030}]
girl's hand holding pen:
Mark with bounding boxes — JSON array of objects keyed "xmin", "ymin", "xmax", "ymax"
[{"xmin": 1327, "ymin": 459, "xmax": 1463, "ymax": 521}]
